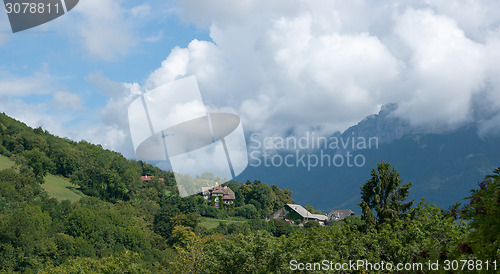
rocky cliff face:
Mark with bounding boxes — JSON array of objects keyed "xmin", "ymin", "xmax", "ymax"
[{"xmin": 341, "ymin": 103, "xmax": 465, "ymax": 145}]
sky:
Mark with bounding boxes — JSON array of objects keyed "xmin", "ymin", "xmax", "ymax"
[{"xmin": 1, "ymin": 0, "xmax": 500, "ymax": 160}]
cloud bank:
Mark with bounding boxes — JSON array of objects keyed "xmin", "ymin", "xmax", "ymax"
[
  {"xmin": 81, "ymin": 0, "xmax": 500, "ymax": 156},
  {"xmin": 139, "ymin": 0, "xmax": 499, "ymax": 139},
  {"xmin": 2, "ymin": 0, "xmax": 500, "ymax": 159}
]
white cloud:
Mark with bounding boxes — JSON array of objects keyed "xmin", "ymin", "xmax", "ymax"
[
  {"xmin": 143, "ymin": 31, "xmax": 164, "ymax": 43},
  {"xmin": 393, "ymin": 8, "xmax": 486, "ymax": 126},
  {"xmin": 85, "ymin": 74, "xmax": 143, "ymax": 156},
  {"xmin": 145, "ymin": 0, "xmax": 499, "ymax": 137},
  {"xmin": 130, "ymin": 4, "xmax": 152, "ymax": 17},
  {"xmin": 74, "ymin": 0, "xmax": 137, "ymax": 60},
  {"xmin": 145, "ymin": 46, "xmax": 190, "ymax": 90},
  {"xmin": 422, "ymin": 0, "xmax": 500, "ymax": 42},
  {"xmin": 143, "ymin": 1, "xmax": 401, "ymax": 137},
  {"xmin": 0, "ymin": 71, "xmax": 56, "ymax": 96},
  {"xmin": 52, "ymin": 91, "xmax": 83, "ymax": 110},
  {"xmin": 0, "ymin": 96, "xmax": 82, "ymax": 142},
  {"xmin": 87, "ymin": 71, "xmax": 132, "ymax": 97},
  {"xmin": 484, "ymin": 28, "xmax": 500, "ymax": 110},
  {"xmin": 0, "ymin": 78, "xmax": 49, "ymax": 96},
  {"xmin": 0, "ymin": 98, "xmax": 67, "ymax": 135}
]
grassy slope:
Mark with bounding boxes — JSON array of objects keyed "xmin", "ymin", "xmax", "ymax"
[
  {"xmin": 43, "ymin": 175, "xmax": 83, "ymax": 202},
  {"xmin": 0, "ymin": 154, "xmax": 82, "ymax": 202},
  {"xmin": 200, "ymin": 217, "xmax": 247, "ymax": 230},
  {"xmin": 0, "ymin": 154, "xmax": 14, "ymax": 170}
]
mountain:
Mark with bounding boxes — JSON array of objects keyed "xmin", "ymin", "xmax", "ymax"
[
  {"xmin": 342, "ymin": 103, "xmax": 460, "ymax": 145},
  {"xmin": 236, "ymin": 105, "xmax": 500, "ymax": 213}
]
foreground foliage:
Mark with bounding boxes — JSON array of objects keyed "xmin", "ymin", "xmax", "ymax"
[{"xmin": 462, "ymin": 167, "xmax": 500, "ymax": 260}]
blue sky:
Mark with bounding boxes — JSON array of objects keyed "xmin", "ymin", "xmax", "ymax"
[
  {"xmin": 0, "ymin": 0, "xmax": 212, "ymax": 155},
  {"xmin": 1, "ymin": 0, "xmax": 500, "ymax": 160}
]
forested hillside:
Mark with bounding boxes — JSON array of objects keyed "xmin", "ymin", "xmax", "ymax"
[{"xmin": 0, "ymin": 113, "xmax": 498, "ymax": 272}]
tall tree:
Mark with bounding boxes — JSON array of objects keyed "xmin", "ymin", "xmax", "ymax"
[
  {"xmin": 15, "ymin": 149, "xmax": 54, "ymax": 184},
  {"xmin": 462, "ymin": 167, "xmax": 500, "ymax": 260},
  {"xmin": 359, "ymin": 161, "xmax": 413, "ymax": 226}
]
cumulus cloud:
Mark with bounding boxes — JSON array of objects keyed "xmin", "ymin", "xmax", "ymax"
[
  {"xmin": 85, "ymin": 73, "xmax": 143, "ymax": 156},
  {"xmin": 138, "ymin": 0, "xmax": 500, "ymax": 138},
  {"xmin": 145, "ymin": 47, "xmax": 190, "ymax": 90},
  {"xmin": 0, "ymin": 71, "xmax": 56, "ymax": 96},
  {"xmin": 73, "ymin": 0, "xmax": 137, "ymax": 60},
  {"xmin": 141, "ymin": 10, "xmax": 400, "ymax": 137},
  {"xmin": 393, "ymin": 8, "xmax": 486, "ymax": 126},
  {"xmin": 87, "ymin": 71, "xmax": 132, "ymax": 98},
  {"xmin": 422, "ymin": 0, "xmax": 500, "ymax": 43},
  {"xmin": 52, "ymin": 91, "xmax": 83, "ymax": 110},
  {"xmin": 484, "ymin": 29, "xmax": 500, "ymax": 110}
]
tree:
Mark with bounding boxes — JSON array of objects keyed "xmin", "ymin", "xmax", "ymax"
[
  {"xmin": 45, "ymin": 136, "xmax": 79, "ymax": 177},
  {"xmin": 269, "ymin": 219, "xmax": 292, "ymax": 237},
  {"xmin": 0, "ymin": 205, "xmax": 57, "ymax": 272},
  {"xmin": 305, "ymin": 204, "xmax": 325, "ymax": 215},
  {"xmin": 168, "ymin": 234, "xmax": 206, "ymax": 273},
  {"xmin": 359, "ymin": 161, "xmax": 413, "ymax": 226},
  {"xmin": 462, "ymin": 167, "xmax": 500, "ymax": 260},
  {"xmin": 40, "ymin": 251, "xmax": 150, "ymax": 273},
  {"xmin": 202, "ymin": 231, "xmax": 284, "ymax": 273},
  {"xmin": 15, "ymin": 149, "xmax": 54, "ymax": 184},
  {"xmin": 270, "ymin": 184, "xmax": 295, "ymax": 211},
  {"xmin": 170, "ymin": 225, "xmax": 197, "ymax": 248},
  {"xmin": 248, "ymin": 181, "xmax": 273, "ymax": 216},
  {"xmin": 304, "ymin": 220, "xmax": 320, "ymax": 229},
  {"xmin": 153, "ymin": 206, "xmax": 181, "ymax": 241}
]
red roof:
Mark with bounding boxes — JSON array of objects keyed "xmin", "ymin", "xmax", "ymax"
[{"xmin": 141, "ymin": 176, "xmax": 164, "ymax": 182}]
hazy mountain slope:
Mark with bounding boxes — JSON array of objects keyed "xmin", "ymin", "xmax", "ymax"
[{"xmin": 237, "ymin": 110, "xmax": 500, "ymax": 213}]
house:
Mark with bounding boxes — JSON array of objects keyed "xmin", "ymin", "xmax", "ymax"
[
  {"xmin": 202, "ymin": 183, "xmax": 235, "ymax": 208},
  {"xmin": 269, "ymin": 204, "xmax": 328, "ymax": 225},
  {"xmin": 141, "ymin": 175, "xmax": 164, "ymax": 182},
  {"xmin": 327, "ymin": 209, "xmax": 355, "ymax": 221}
]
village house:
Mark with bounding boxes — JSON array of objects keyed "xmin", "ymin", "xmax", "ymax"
[
  {"xmin": 327, "ymin": 209, "xmax": 355, "ymax": 221},
  {"xmin": 269, "ymin": 204, "xmax": 328, "ymax": 225},
  {"xmin": 141, "ymin": 175, "xmax": 164, "ymax": 182},
  {"xmin": 202, "ymin": 183, "xmax": 235, "ymax": 208}
]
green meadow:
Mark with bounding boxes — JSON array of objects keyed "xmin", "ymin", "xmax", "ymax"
[
  {"xmin": 0, "ymin": 154, "xmax": 83, "ymax": 202},
  {"xmin": 200, "ymin": 217, "xmax": 248, "ymax": 230}
]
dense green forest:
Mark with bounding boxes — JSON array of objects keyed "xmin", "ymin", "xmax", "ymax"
[{"xmin": 0, "ymin": 112, "xmax": 498, "ymax": 273}]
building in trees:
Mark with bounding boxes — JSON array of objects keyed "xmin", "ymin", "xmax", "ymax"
[
  {"xmin": 269, "ymin": 204, "xmax": 327, "ymax": 225},
  {"xmin": 202, "ymin": 183, "xmax": 235, "ymax": 208},
  {"xmin": 141, "ymin": 175, "xmax": 164, "ymax": 182},
  {"xmin": 327, "ymin": 209, "xmax": 355, "ymax": 221}
]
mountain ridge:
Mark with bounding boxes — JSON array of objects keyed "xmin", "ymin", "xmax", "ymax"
[{"xmin": 237, "ymin": 104, "xmax": 500, "ymax": 213}]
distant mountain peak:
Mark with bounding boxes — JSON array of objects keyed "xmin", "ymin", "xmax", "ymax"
[{"xmin": 342, "ymin": 103, "xmax": 468, "ymax": 145}]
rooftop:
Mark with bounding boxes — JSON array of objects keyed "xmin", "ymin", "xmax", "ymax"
[{"xmin": 286, "ymin": 204, "xmax": 327, "ymax": 221}]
